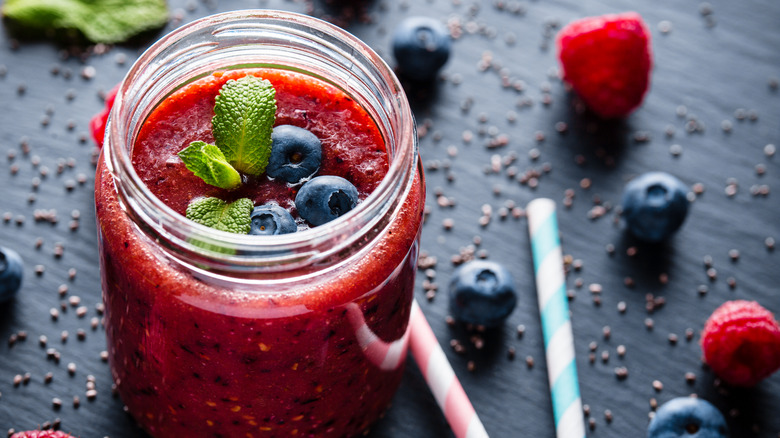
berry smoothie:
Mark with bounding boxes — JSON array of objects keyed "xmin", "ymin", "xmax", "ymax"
[{"xmin": 95, "ymin": 67, "xmax": 424, "ymax": 437}]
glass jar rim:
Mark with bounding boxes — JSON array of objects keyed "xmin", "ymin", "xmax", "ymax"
[{"xmin": 104, "ymin": 9, "xmax": 418, "ymax": 273}]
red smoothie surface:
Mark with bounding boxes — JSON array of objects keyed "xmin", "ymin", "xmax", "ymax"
[
  {"xmin": 95, "ymin": 69, "xmax": 424, "ymax": 437},
  {"xmin": 133, "ymin": 69, "xmax": 389, "ymax": 223}
]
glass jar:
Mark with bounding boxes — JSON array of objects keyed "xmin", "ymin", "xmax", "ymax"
[{"xmin": 95, "ymin": 10, "xmax": 424, "ymax": 437}]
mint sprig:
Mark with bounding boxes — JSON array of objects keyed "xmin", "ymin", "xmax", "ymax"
[
  {"xmin": 178, "ymin": 141, "xmax": 242, "ymax": 190},
  {"xmin": 185, "ymin": 197, "xmax": 253, "ymax": 234},
  {"xmin": 2, "ymin": 0, "xmax": 169, "ymax": 44},
  {"xmin": 213, "ymin": 76, "xmax": 277, "ymax": 176},
  {"xmin": 178, "ymin": 75, "xmax": 278, "ymax": 234}
]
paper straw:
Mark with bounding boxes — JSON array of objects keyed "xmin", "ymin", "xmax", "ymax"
[
  {"xmin": 347, "ymin": 302, "xmax": 409, "ymax": 371},
  {"xmin": 526, "ymin": 198, "xmax": 586, "ymax": 438},
  {"xmin": 409, "ymin": 300, "xmax": 490, "ymax": 438},
  {"xmin": 347, "ymin": 300, "xmax": 488, "ymax": 437}
]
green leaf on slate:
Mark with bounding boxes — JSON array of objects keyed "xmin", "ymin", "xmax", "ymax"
[
  {"xmin": 185, "ymin": 197, "xmax": 253, "ymax": 235},
  {"xmin": 2, "ymin": 0, "xmax": 169, "ymax": 44},
  {"xmin": 178, "ymin": 141, "xmax": 242, "ymax": 190},
  {"xmin": 213, "ymin": 76, "xmax": 277, "ymax": 176}
]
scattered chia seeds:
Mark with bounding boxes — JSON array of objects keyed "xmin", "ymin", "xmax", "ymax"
[{"xmin": 0, "ymin": 4, "xmax": 776, "ymax": 436}]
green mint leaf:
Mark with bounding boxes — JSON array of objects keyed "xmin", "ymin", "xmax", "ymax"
[
  {"xmin": 185, "ymin": 197, "xmax": 253, "ymax": 234},
  {"xmin": 213, "ymin": 76, "xmax": 277, "ymax": 176},
  {"xmin": 2, "ymin": 0, "xmax": 169, "ymax": 44},
  {"xmin": 187, "ymin": 238, "xmax": 237, "ymax": 256},
  {"xmin": 178, "ymin": 141, "xmax": 242, "ymax": 190}
]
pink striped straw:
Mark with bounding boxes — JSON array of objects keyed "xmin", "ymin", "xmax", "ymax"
[
  {"xmin": 347, "ymin": 300, "xmax": 489, "ymax": 437},
  {"xmin": 409, "ymin": 300, "xmax": 490, "ymax": 438},
  {"xmin": 347, "ymin": 303, "xmax": 410, "ymax": 371}
]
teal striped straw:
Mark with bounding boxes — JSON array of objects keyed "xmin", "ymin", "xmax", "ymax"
[{"xmin": 527, "ymin": 198, "xmax": 586, "ymax": 438}]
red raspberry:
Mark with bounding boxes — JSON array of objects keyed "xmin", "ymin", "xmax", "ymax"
[
  {"xmin": 89, "ymin": 84, "xmax": 120, "ymax": 148},
  {"xmin": 556, "ymin": 12, "xmax": 652, "ymax": 118},
  {"xmin": 700, "ymin": 300, "xmax": 780, "ymax": 387},
  {"xmin": 11, "ymin": 432, "xmax": 77, "ymax": 438}
]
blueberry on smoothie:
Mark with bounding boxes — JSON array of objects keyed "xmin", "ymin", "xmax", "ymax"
[
  {"xmin": 0, "ymin": 246, "xmax": 23, "ymax": 303},
  {"xmin": 392, "ymin": 16, "xmax": 451, "ymax": 81},
  {"xmin": 449, "ymin": 260, "xmax": 517, "ymax": 328},
  {"xmin": 621, "ymin": 172, "xmax": 690, "ymax": 242},
  {"xmin": 295, "ymin": 175, "xmax": 359, "ymax": 226},
  {"xmin": 647, "ymin": 397, "xmax": 728, "ymax": 438},
  {"xmin": 267, "ymin": 125, "xmax": 322, "ymax": 184},
  {"xmin": 249, "ymin": 204, "xmax": 297, "ymax": 235}
]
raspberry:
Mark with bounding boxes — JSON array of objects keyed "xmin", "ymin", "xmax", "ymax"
[
  {"xmin": 556, "ymin": 12, "xmax": 652, "ymax": 118},
  {"xmin": 700, "ymin": 300, "xmax": 780, "ymax": 387},
  {"xmin": 11, "ymin": 431, "xmax": 77, "ymax": 438},
  {"xmin": 89, "ymin": 84, "xmax": 119, "ymax": 148}
]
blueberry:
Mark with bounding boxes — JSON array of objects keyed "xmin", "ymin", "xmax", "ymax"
[
  {"xmin": 295, "ymin": 175, "xmax": 359, "ymax": 226},
  {"xmin": 392, "ymin": 16, "xmax": 451, "ymax": 82},
  {"xmin": 267, "ymin": 125, "xmax": 322, "ymax": 184},
  {"xmin": 621, "ymin": 172, "xmax": 690, "ymax": 242},
  {"xmin": 448, "ymin": 260, "xmax": 517, "ymax": 328},
  {"xmin": 0, "ymin": 246, "xmax": 23, "ymax": 303},
  {"xmin": 249, "ymin": 204, "xmax": 297, "ymax": 236},
  {"xmin": 647, "ymin": 397, "xmax": 729, "ymax": 438}
]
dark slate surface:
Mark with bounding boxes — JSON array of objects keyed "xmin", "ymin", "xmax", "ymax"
[{"xmin": 0, "ymin": 0, "xmax": 778, "ymax": 437}]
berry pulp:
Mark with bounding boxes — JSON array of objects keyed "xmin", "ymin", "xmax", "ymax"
[{"xmin": 95, "ymin": 69, "xmax": 424, "ymax": 437}]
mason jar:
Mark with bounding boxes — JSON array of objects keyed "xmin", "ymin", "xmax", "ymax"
[{"xmin": 95, "ymin": 10, "xmax": 424, "ymax": 437}]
